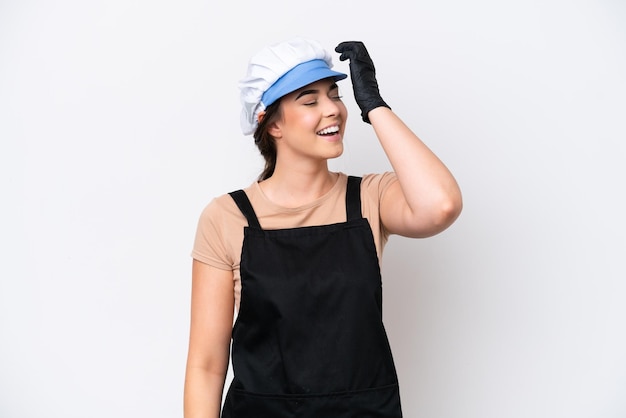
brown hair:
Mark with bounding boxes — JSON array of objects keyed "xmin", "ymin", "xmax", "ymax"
[{"xmin": 253, "ymin": 100, "xmax": 282, "ymax": 181}]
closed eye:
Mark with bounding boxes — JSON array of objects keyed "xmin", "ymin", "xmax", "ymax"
[{"xmin": 295, "ymin": 83, "xmax": 342, "ymax": 105}]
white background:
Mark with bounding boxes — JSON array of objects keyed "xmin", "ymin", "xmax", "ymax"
[{"xmin": 1, "ymin": 0, "xmax": 625, "ymax": 417}]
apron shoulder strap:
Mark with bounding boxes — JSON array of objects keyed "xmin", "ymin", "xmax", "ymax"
[
  {"xmin": 346, "ymin": 175, "xmax": 363, "ymax": 221},
  {"xmin": 229, "ymin": 190, "xmax": 262, "ymax": 229}
]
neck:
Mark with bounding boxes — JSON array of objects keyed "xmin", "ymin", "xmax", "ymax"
[{"xmin": 259, "ymin": 161, "xmax": 337, "ymax": 208}]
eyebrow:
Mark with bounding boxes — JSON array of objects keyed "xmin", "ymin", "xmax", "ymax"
[{"xmin": 295, "ymin": 83, "xmax": 339, "ymax": 100}]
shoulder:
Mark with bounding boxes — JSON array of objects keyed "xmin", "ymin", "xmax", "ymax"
[
  {"xmin": 196, "ymin": 186, "xmax": 253, "ymax": 235},
  {"xmin": 193, "ymin": 188, "xmax": 250, "ymax": 269},
  {"xmin": 360, "ymin": 172, "xmax": 398, "ymax": 201},
  {"xmin": 199, "ymin": 192, "xmax": 242, "ymax": 223},
  {"xmin": 347, "ymin": 172, "xmax": 397, "ymax": 254}
]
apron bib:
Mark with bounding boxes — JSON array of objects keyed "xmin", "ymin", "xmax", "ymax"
[{"xmin": 222, "ymin": 176, "xmax": 402, "ymax": 417}]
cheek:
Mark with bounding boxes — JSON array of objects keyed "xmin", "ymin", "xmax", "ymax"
[{"xmin": 295, "ymin": 111, "xmax": 320, "ymax": 130}]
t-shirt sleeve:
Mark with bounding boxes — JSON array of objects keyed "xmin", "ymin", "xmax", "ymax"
[
  {"xmin": 191, "ymin": 197, "xmax": 234, "ymax": 270},
  {"xmin": 361, "ymin": 171, "xmax": 399, "ymax": 242}
]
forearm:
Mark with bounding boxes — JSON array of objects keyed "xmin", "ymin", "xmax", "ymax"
[
  {"xmin": 185, "ymin": 262, "xmax": 234, "ymax": 418},
  {"xmin": 184, "ymin": 366, "xmax": 227, "ymax": 418}
]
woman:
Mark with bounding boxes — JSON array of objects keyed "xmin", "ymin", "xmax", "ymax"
[{"xmin": 184, "ymin": 37, "xmax": 462, "ymax": 417}]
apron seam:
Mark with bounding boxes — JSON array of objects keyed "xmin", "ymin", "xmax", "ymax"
[{"xmin": 231, "ymin": 382, "xmax": 399, "ymax": 400}]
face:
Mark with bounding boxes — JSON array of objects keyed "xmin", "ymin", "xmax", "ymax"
[{"xmin": 268, "ymin": 78, "xmax": 348, "ymax": 163}]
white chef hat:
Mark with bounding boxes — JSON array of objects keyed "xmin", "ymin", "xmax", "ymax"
[{"xmin": 238, "ymin": 37, "xmax": 347, "ymax": 135}]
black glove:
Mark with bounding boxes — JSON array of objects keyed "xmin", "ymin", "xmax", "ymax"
[{"xmin": 335, "ymin": 41, "xmax": 390, "ymax": 124}]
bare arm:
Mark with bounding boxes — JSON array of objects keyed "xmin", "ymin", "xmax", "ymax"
[
  {"xmin": 184, "ymin": 260, "xmax": 234, "ymax": 418},
  {"xmin": 370, "ymin": 107, "xmax": 462, "ymax": 238}
]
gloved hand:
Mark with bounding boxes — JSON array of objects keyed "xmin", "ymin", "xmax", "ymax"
[{"xmin": 335, "ymin": 41, "xmax": 390, "ymax": 124}]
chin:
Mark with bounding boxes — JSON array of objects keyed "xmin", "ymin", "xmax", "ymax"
[
  {"xmin": 326, "ymin": 145, "xmax": 344, "ymax": 159},
  {"xmin": 318, "ymin": 152, "xmax": 343, "ymax": 161}
]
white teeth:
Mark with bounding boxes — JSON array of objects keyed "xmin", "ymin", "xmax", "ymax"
[{"xmin": 317, "ymin": 126, "xmax": 339, "ymax": 135}]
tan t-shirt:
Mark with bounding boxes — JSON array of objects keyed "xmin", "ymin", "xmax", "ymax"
[{"xmin": 191, "ymin": 172, "xmax": 398, "ymax": 310}]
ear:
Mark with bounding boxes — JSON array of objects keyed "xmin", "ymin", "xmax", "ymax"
[
  {"xmin": 267, "ymin": 121, "xmax": 282, "ymax": 139},
  {"xmin": 267, "ymin": 122, "xmax": 283, "ymax": 139},
  {"xmin": 257, "ymin": 111, "xmax": 282, "ymax": 138}
]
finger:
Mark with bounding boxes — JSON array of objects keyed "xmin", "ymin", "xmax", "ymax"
[
  {"xmin": 335, "ymin": 41, "xmax": 360, "ymax": 60},
  {"xmin": 335, "ymin": 41, "xmax": 356, "ymax": 53},
  {"xmin": 335, "ymin": 41, "xmax": 363, "ymax": 50}
]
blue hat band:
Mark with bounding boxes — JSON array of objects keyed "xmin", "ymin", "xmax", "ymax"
[{"xmin": 261, "ymin": 59, "xmax": 347, "ymax": 107}]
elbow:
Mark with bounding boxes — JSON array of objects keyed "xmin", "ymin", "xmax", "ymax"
[
  {"xmin": 431, "ymin": 192, "xmax": 463, "ymax": 233},
  {"xmin": 446, "ymin": 188, "xmax": 463, "ymax": 219},
  {"xmin": 390, "ymin": 184, "xmax": 463, "ymax": 238}
]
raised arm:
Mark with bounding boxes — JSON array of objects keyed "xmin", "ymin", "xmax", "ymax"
[
  {"xmin": 184, "ymin": 260, "xmax": 234, "ymax": 418},
  {"xmin": 336, "ymin": 41, "xmax": 462, "ymax": 238}
]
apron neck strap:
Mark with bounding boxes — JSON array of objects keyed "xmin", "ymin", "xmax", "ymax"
[
  {"xmin": 229, "ymin": 190, "xmax": 262, "ymax": 229},
  {"xmin": 346, "ymin": 176, "xmax": 363, "ymax": 221}
]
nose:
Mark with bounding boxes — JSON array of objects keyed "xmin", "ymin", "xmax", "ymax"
[{"xmin": 321, "ymin": 95, "xmax": 341, "ymax": 117}]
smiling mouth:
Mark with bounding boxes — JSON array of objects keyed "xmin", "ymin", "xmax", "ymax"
[{"xmin": 316, "ymin": 126, "xmax": 340, "ymax": 136}]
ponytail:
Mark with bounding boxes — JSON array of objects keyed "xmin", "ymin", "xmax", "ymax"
[{"xmin": 253, "ymin": 100, "xmax": 282, "ymax": 181}]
